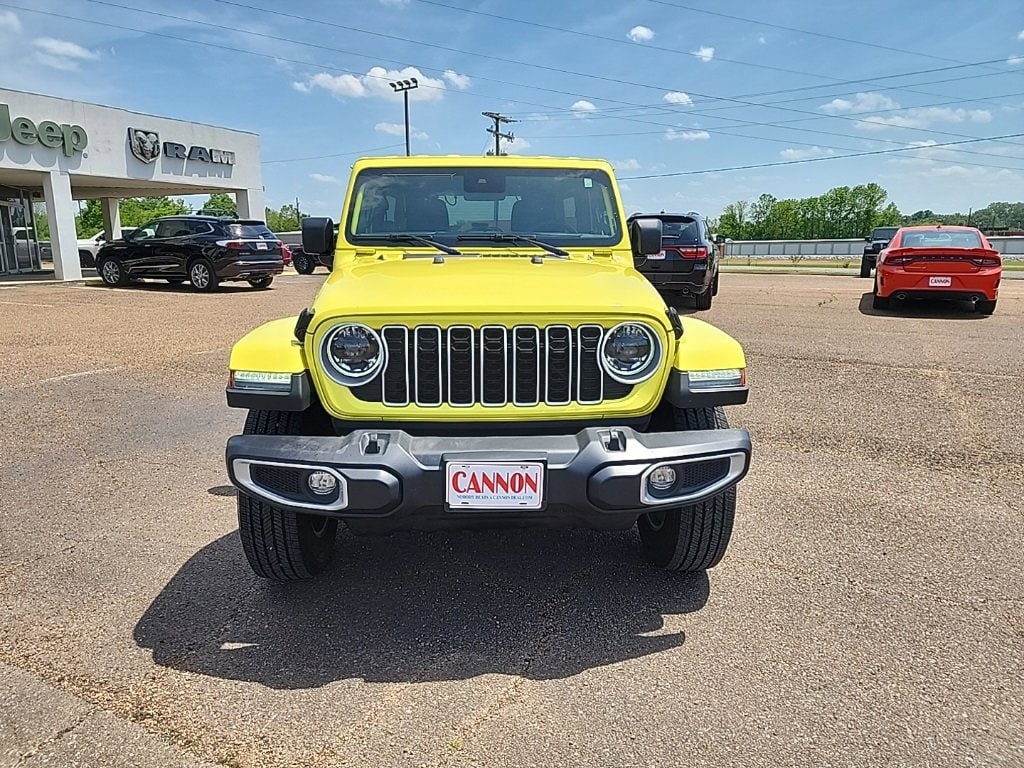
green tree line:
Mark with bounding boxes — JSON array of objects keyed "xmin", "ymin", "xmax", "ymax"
[
  {"xmin": 714, "ymin": 185, "xmax": 1024, "ymax": 240},
  {"xmin": 34, "ymin": 194, "xmax": 309, "ymax": 238}
]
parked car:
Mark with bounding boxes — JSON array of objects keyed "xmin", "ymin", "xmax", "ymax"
[
  {"xmin": 278, "ymin": 229, "xmax": 331, "ymax": 274},
  {"xmin": 626, "ymin": 212, "xmax": 722, "ymax": 310},
  {"xmin": 77, "ymin": 228, "xmax": 137, "ymax": 268},
  {"xmin": 95, "ymin": 215, "xmax": 285, "ymax": 291},
  {"xmin": 872, "ymin": 225, "xmax": 1001, "ymax": 314},
  {"xmin": 861, "ymin": 226, "xmax": 900, "ymax": 277},
  {"xmin": 223, "ymin": 155, "xmax": 752, "ymax": 581}
]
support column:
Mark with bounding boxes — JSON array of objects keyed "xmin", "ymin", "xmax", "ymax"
[
  {"xmin": 101, "ymin": 197, "xmax": 121, "ymax": 242},
  {"xmin": 42, "ymin": 171, "xmax": 81, "ymax": 281},
  {"xmin": 235, "ymin": 188, "xmax": 266, "ymax": 221}
]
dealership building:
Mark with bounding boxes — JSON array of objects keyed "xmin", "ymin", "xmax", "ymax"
[{"xmin": 0, "ymin": 87, "xmax": 264, "ymax": 280}]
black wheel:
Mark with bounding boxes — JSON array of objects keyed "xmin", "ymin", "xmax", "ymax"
[
  {"xmin": 97, "ymin": 256, "xmax": 128, "ymax": 287},
  {"xmin": 693, "ymin": 287, "xmax": 713, "ymax": 311},
  {"xmin": 248, "ymin": 275, "xmax": 274, "ymax": 289},
  {"xmin": 871, "ymin": 277, "xmax": 890, "ymax": 310},
  {"xmin": 859, "ymin": 256, "xmax": 872, "ymax": 278},
  {"xmin": 976, "ymin": 299, "xmax": 997, "ymax": 315},
  {"xmin": 293, "ymin": 251, "xmax": 316, "ymax": 275},
  {"xmin": 711, "ymin": 271, "xmax": 720, "ymax": 297},
  {"xmin": 237, "ymin": 409, "xmax": 338, "ymax": 581},
  {"xmin": 637, "ymin": 406, "xmax": 736, "ymax": 572},
  {"xmin": 188, "ymin": 258, "xmax": 219, "ymax": 292},
  {"xmin": 79, "ymin": 250, "xmax": 95, "ymax": 269}
]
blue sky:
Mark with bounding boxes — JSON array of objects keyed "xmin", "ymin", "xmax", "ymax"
[{"xmin": 1, "ymin": 0, "xmax": 1023, "ymax": 219}]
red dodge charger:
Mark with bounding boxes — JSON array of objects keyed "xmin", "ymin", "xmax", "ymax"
[{"xmin": 872, "ymin": 225, "xmax": 1001, "ymax": 315}]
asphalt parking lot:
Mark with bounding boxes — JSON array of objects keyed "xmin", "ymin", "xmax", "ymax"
[{"xmin": 1, "ymin": 272, "xmax": 1021, "ymax": 768}]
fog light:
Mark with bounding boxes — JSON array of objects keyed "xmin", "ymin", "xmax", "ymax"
[
  {"xmin": 307, "ymin": 471, "xmax": 337, "ymax": 496},
  {"xmin": 647, "ymin": 465, "xmax": 677, "ymax": 491}
]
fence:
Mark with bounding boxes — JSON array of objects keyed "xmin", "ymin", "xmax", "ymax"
[{"xmin": 722, "ymin": 237, "xmax": 1024, "ymax": 260}]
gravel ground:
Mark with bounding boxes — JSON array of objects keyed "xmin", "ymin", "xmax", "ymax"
[{"xmin": 0, "ymin": 273, "xmax": 1021, "ymax": 768}]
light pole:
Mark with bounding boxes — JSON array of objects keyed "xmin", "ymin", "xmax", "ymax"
[{"xmin": 388, "ymin": 78, "xmax": 419, "ymax": 156}]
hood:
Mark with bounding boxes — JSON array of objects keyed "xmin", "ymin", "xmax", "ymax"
[{"xmin": 311, "ymin": 255, "xmax": 667, "ymax": 323}]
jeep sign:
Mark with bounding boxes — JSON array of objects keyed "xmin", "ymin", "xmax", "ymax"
[{"xmin": 0, "ymin": 103, "xmax": 88, "ymax": 157}]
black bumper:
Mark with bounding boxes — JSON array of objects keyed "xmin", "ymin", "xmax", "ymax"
[
  {"xmin": 640, "ymin": 266, "xmax": 712, "ymax": 293},
  {"xmin": 226, "ymin": 427, "xmax": 751, "ymax": 533}
]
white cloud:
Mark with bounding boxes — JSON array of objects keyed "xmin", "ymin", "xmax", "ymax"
[
  {"xmin": 613, "ymin": 158, "xmax": 641, "ymax": 171},
  {"xmin": 1018, "ymin": 29, "xmax": 1024, "ymax": 40},
  {"xmin": 31, "ymin": 37, "xmax": 100, "ymax": 71},
  {"xmin": 663, "ymin": 91, "xmax": 693, "ymax": 106},
  {"xmin": 293, "ymin": 66, "xmax": 454, "ymax": 102},
  {"xmin": 779, "ymin": 146, "xmax": 834, "ymax": 160},
  {"xmin": 571, "ymin": 100, "xmax": 597, "ymax": 117},
  {"xmin": 1008, "ymin": 55, "xmax": 1024, "ymax": 66},
  {"xmin": 628, "ymin": 25, "xmax": 655, "ymax": 43},
  {"xmin": 504, "ymin": 137, "xmax": 531, "ymax": 155},
  {"xmin": 443, "ymin": 70, "xmax": 471, "ymax": 89},
  {"xmin": 821, "ymin": 92, "xmax": 900, "ymax": 114},
  {"xmin": 0, "ymin": 10, "xmax": 21, "ymax": 33},
  {"xmin": 665, "ymin": 129, "xmax": 710, "ymax": 141},
  {"xmin": 758, "ymin": 33, "xmax": 766, "ymax": 44},
  {"xmin": 309, "ymin": 173, "xmax": 339, "ymax": 184},
  {"xmin": 374, "ymin": 122, "xmax": 428, "ymax": 140},
  {"xmin": 693, "ymin": 46, "xmax": 715, "ymax": 62}
]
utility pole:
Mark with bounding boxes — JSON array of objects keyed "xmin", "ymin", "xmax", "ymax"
[
  {"xmin": 389, "ymin": 78, "xmax": 420, "ymax": 156},
  {"xmin": 483, "ymin": 112, "xmax": 516, "ymax": 156},
  {"xmin": 295, "ymin": 197, "xmax": 301, "ymax": 229}
]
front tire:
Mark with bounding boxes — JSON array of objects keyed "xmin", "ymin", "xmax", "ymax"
[
  {"xmin": 637, "ymin": 406, "xmax": 736, "ymax": 571},
  {"xmin": 293, "ymin": 251, "xmax": 316, "ymax": 275},
  {"xmin": 872, "ymin": 276, "xmax": 890, "ymax": 309},
  {"xmin": 97, "ymin": 256, "xmax": 128, "ymax": 287},
  {"xmin": 248, "ymin": 275, "xmax": 274, "ymax": 289},
  {"xmin": 188, "ymin": 258, "xmax": 219, "ymax": 292},
  {"xmin": 237, "ymin": 409, "xmax": 338, "ymax": 581}
]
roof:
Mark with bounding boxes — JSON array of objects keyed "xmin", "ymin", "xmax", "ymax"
[
  {"xmin": 627, "ymin": 212, "xmax": 704, "ymax": 220},
  {"xmin": 898, "ymin": 225, "xmax": 981, "ymax": 232},
  {"xmin": 351, "ymin": 154, "xmax": 615, "ymax": 170}
]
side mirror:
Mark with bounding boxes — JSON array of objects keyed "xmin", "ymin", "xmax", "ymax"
[
  {"xmin": 302, "ymin": 216, "xmax": 336, "ymax": 257},
  {"xmin": 629, "ymin": 217, "xmax": 663, "ymax": 256},
  {"xmin": 714, "ymin": 233, "xmax": 726, "ymax": 245},
  {"xmin": 865, "ymin": 236, "xmax": 872, "ymax": 242}
]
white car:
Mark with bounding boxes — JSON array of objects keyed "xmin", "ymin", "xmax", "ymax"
[{"xmin": 77, "ymin": 229, "xmax": 136, "ymax": 267}]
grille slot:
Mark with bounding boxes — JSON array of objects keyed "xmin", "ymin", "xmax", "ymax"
[{"xmin": 354, "ymin": 324, "xmax": 635, "ymax": 407}]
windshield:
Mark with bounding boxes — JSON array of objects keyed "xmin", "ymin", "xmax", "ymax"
[
  {"xmin": 901, "ymin": 229, "xmax": 982, "ymax": 248},
  {"xmin": 872, "ymin": 228, "xmax": 898, "ymax": 240},
  {"xmin": 345, "ymin": 166, "xmax": 622, "ymax": 248}
]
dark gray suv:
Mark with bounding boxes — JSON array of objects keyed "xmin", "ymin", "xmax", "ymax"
[{"xmin": 627, "ymin": 212, "xmax": 722, "ymax": 311}]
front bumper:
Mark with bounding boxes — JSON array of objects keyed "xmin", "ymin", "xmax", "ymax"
[{"xmin": 225, "ymin": 426, "xmax": 751, "ymax": 533}]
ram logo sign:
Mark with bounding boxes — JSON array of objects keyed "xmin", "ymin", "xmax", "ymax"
[
  {"xmin": 128, "ymin": 128, "xmax": 160, "ymax": 163},
  {"xmin": 163, "ymin": 141, "xmax": 235, "ymax": 165}
]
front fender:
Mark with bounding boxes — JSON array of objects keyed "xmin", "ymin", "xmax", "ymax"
[
  {"xmin": 229, "ymin": 317, "xmax": 308, "ymax": 373},
  {"xmin": 672, "ymin": 317, "xmax": 746, "ymax": 372}
]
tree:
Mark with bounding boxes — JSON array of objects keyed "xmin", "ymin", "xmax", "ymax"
[
  {"xmin": 201, "ymin": 193, "xmax": 237, "ymax": 217},
  {"xmin": 264, "ymin": 203, "xmax": 307, "ymax": 232}
]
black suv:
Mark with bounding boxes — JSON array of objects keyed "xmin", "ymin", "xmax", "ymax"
[
  {"xmin": 860, "ymin": 226, "xmax": 899, "ymax": 277},
  {"xmin": 95, "ymin": 216, "xmax": 285, "ymax": 291},
  {"xmin": 626, "ymin": 212, "xmax": 722, "ymax": 310}
]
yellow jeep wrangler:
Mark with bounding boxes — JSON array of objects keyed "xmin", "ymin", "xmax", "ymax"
[{"xmin": 225, "ymin": 155, "xmax": 751, "ymax": 581}]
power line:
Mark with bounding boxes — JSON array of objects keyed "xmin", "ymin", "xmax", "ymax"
[
  {"xmin": 618, "ymin": 132, "xmax": 1024, "ymax": 179},
  {"xmin": 263, "ymin": 143, "xmax": 405, "ymax": 164},
  {"xmin": 483, "ymin": 112, "xmax": 517, "ymax": 156},
  {"xmin": 646, "ymin": 0, "xmax": 1006, "ymax": 68}
]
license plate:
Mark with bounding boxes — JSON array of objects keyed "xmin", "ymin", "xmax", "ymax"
[
  {"xmin": 647, "ymin": 250, "xmax": 666, "ymax": 260},
  {"xmin": 256, "ymin": 241, "xmax": 268, "ymax": 250},
  {"xmin": 446, "ymin": 462, "xmax": 544, "ymax": 509},
  {"xmin": 929, "ymin": 276, "xmax": 952, "ymax": 287}
]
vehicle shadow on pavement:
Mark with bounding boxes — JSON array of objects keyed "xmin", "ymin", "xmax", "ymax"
[
  {"xmin": 857, "ymin": 292, "xmax": 988, "ymax": 319},
  {"xmin": 134, "ymin": 528, "xmax": 709, "ymax": 688},
  {"xmin": 80, "ymin": 281, "xmax": 265, "ymax": 294}
]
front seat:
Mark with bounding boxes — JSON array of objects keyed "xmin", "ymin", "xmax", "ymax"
[
  {"xmin": 403, "ymin": 196, "xmax": 449, "ymax": 233},
  {"xmin": 511, "ymin": 196, "xmax": 565, "ymax": 233}
]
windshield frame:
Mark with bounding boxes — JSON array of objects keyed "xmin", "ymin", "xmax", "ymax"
[{"xmin": 343, "ymin": 166, "xmax": 623, "ymax": 250}]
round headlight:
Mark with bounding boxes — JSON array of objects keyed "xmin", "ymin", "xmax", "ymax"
[
  {"xmin": 320, "ymin": 323, "xmax": 385, "ymax": 384},
  {"xmin": 600, "ymin": 322, "xmax": 661, "ymax": 384}
]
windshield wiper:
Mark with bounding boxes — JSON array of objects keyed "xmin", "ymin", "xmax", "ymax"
[
  {"xmin": 456, "ymin": 232, "xmax": 569, "ymax": 259},
  {"xmin": 382, "ymin": 233, "xmax": 462, "ymax": 255}
]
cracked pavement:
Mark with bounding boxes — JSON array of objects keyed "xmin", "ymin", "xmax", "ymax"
[{"xmin": 0, "ymin": 273, "xmax": 1021, "ymax": 767}]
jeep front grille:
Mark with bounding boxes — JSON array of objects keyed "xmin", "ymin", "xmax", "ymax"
[{"xmin": 352, "ymin": 324, "xmax": 633, "ymax": 407}]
